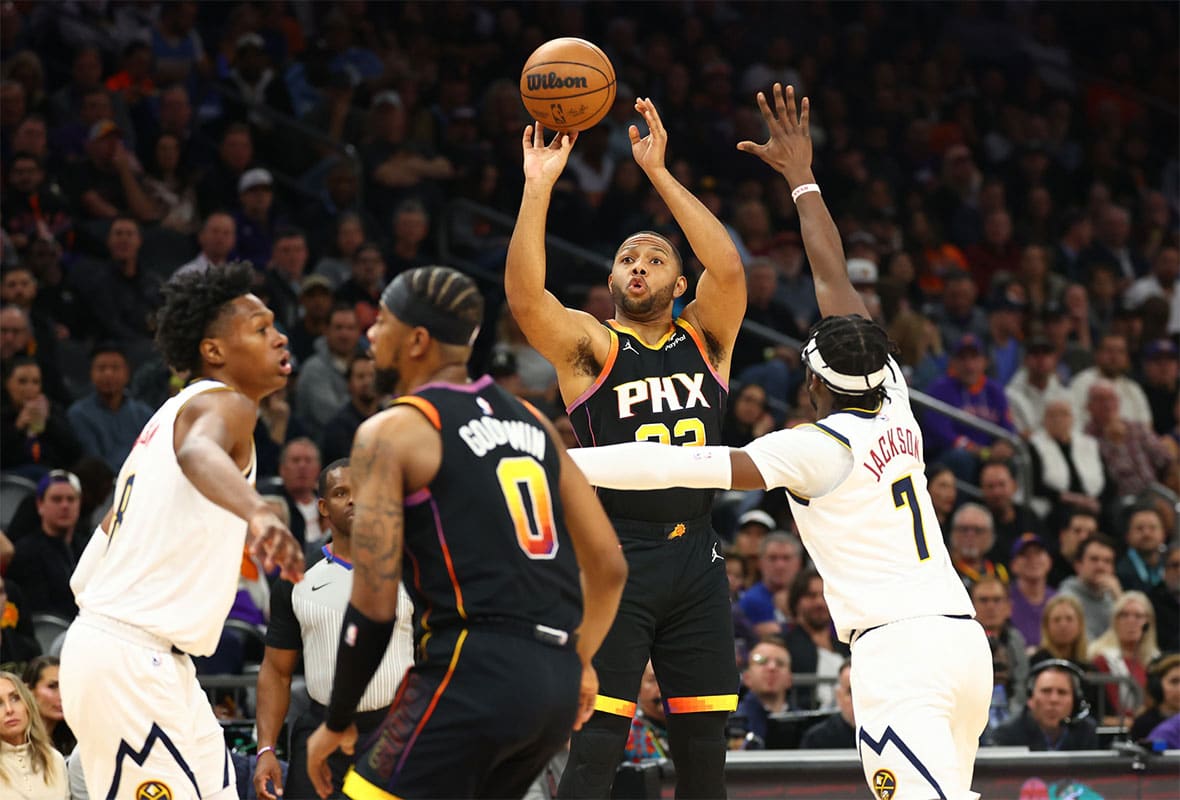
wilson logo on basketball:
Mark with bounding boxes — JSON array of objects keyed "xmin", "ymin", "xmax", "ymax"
[{"xmin": 526, "ymin": 73, "xmax": 589, "ymax": 91}]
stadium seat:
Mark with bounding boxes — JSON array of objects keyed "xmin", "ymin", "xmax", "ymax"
[
  {"xmin": 31, "ymin": 612, "xmax": 72, "ymax": 655},
  {"xmin": 0, "ymin": 473, "xmax": 37, "ymax": 530}
]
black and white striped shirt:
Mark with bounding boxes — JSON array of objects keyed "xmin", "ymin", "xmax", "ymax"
[{"xmin": 267, "ymin": 545, "xmax": 414, "ymax": 710}]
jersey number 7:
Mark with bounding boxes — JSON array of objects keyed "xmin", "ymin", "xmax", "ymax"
[{"xmin": 891, "ymin": 475, "xmax": 930, "ymax": 561}]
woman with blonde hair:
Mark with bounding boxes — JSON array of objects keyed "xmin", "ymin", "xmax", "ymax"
[
  {"xmin": 1032, "ymin": 594, "xmax": 1091, "ymax": 666},
  {"xmin": 1030, "ymin": 594, "xmax": 1102, "ymax": 718},
  {"xmin": 0, "ymin": 670, "xmax": 68, "ymax": 799},
  {"xmin": 1088, "ymin": 591, "xmax": 1160, "ymax": 720}
]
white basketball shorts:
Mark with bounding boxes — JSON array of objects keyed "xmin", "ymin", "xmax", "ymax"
[
  {"xmin": 850, "ymin": 614, "xmax": 992, "ymax": 800},
  {"xmin": 59, "ymin": 612, "xmax": 237, "ymax": 800}
]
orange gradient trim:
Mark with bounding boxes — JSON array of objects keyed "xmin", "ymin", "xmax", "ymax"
[
  {"xmin": 394, "ymin": 396, "xmax": 441, "ymax": 429},
  {"xmin": 594, "ymin": 695, "xmax": 637, "ymax": 718},
  {"xmin": 395, "ymin": 629, "xmax": 469, "ymax": 774},
  {"xmin": 676, "ymin": 318, "xmax": 727, "ymax": 391},
  {"xmin": 665, "ymin": 694, "xmax": 738, "ymax": 713},
  {"xmin": 566, "ymin": 329, "xmax": 620, "ymax": 413}
]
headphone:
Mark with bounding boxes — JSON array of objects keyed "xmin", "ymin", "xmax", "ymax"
[{"xmin": 1028, "ymin": 658, "xmax": 1090, "ymax": 724}]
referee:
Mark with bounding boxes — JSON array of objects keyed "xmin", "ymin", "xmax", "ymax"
[{"xmin": 253, "ymin": 459, "xmax": 415, "ymax": 800}]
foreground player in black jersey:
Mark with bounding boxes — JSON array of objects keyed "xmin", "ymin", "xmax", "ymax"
[
  {"xmin": 305, "ymin": 266, "xmax": 627, "ymax": 799},
  {"xmin": 506, "ymin": 98, "xmax": 747, "ymax": 798}
]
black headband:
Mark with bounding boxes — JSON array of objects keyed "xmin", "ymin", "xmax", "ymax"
[{"xmin": 380, "ymin": 277, "xmax": 480, "ymax": 346}]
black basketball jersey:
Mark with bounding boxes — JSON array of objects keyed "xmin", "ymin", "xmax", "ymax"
[
  {"xmin": 394, "ymin": 376, "xmax": 582, "ymax": 642},
  {"xmin": 568, "ymin": 319, "xmax": 727, "ymax": 523}
]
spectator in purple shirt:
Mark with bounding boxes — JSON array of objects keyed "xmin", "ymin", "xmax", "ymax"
[
  {"xmin": 923, "ymin": 333, "xmax": 1017, "ymax": 481},
  {"xmin": 1009, "ymin": 533, "xmax": 1057, "ymax": 647}
]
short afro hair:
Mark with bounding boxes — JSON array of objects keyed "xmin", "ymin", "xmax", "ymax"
[{"xmin": 155, "ymin": 261, "xmax": 257, "ymax": 375}]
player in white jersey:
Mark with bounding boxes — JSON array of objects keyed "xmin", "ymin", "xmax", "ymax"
[
  {"xmin": 253, "ymin": 459, "xmax": 415, "ymax": 800},
  {"xmin": 60, "ymin": 262, "xmax": 305, "ymax": 800},
  {"xmin": 569, "ymin": 86, "xmax": 992, "ymax": 800}
]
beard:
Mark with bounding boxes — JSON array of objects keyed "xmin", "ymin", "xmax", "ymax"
[
  {"xmin": 610, "ymin": 279, "xmax": 677, "ymax": 319},
  {"xmin": 374, "ymin": 367, "xmax": 400, "ymax": 397}
]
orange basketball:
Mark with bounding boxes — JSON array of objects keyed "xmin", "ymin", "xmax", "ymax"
[{"xmin": 520, "ymin": 37, "xmax": 616, "ymax": 133}]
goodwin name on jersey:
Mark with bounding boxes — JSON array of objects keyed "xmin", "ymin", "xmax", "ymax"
[{"xmin": 459, "ymin": 413, "xmax": 547, "ymax": 460}]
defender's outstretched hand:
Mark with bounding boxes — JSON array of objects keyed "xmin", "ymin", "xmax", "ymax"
[
  {"xmin": 736, "ymin": 83, "xmax": 812, "ymax": 181},
  {"xmin": 247, "ymin": 508, "xmax": 304, "ymax": 582},
  {"xmin": 629, "ymin": 97, "xmax": 669, "ymax": 174},
  {"xmin": 521, "ymin": 122, "xmax": 577, "ymax": 186}
]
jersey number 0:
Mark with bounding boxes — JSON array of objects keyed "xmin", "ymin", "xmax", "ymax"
[{"xmin": 497, "ymin": 456, "xmax": 559, "ymax": 560}]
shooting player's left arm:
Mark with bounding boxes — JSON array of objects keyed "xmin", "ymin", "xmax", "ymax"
[{"xmin": 682, "ymin": 245, "xmax": 747, "ymax": 362}]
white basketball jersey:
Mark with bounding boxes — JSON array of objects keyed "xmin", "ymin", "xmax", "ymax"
[
  {"xmin": 745, "ymin": 358, "xmax": 972, "ymax": 642},
  {"xmin": 71, "ymin": 380, "xmax": 256, "ymax": 656}
]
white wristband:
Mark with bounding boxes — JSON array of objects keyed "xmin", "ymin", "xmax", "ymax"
[
  {"xmin": 568, "ymin": 442, "xmax": 733, "ymax": 491},
  {"xmin": 257, "ymin": 746, "xmax": 276, "ymax": 759},
  {"xmin": 791, "ymin": 183, "xmax": 821, "ymax": 202}
]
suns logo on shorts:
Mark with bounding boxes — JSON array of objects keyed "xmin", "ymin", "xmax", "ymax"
[
  {"xmin": 667, "ymin": 523, "xmax": 686, "ymax": 540},
  {"xmin": 135, "ymin": 780, "xmax": 172, "ymax": 800},
  {"xmin": 872, "ymin": 769, "xmax": 897, "ymax": 800}
]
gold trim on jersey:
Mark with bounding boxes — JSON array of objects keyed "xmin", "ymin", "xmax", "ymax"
[
  {"xmin": 798, "ymin": 422, "xmax": 852, "ymax": 450},
  {"xmin": 606, "ymin": 319, "xmax": 680, "ymax": 350},
  {"xmin": 342, "ymin": 768, "xmax": 403, "ymax": 800}
]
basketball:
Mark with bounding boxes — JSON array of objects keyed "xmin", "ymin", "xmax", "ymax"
[{"xmin": 520, "ymin": 37, "xmax": 616, "ymax": 132}]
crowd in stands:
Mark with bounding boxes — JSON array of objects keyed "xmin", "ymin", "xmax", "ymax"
[{"xmin": 1, "ymin": 0, "xmax": 1178, "ymax": 785}]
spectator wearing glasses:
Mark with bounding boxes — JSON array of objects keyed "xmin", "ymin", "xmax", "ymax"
[
  {"xmin": 1089, "ymin": 591, "xmax": 1160, "ymax": 721},
  {"xmin": 949, "ymin": 503, "xmax": 1009, "ymax": 590},
  {"xmin": 734, "ymin": 637, "xmax": 792, "ymax": 747},
  {"xmin": 971, "ymin": 576, "xmax": 1030, "ymax": 715}
]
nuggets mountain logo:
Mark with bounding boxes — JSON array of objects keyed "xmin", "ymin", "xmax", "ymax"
[
  {"xmin": 873, "ymin": 769, "xmax": 897, "ymax": 800},
  {"xmin": 135, "ymin": 781, "xmax": 172, "ymax": 800}
]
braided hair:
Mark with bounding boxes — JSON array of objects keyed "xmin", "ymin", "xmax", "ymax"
[
  {"xmin": 382, "ymin": 265, "xmax": 484, "ymax": 345},
  {"xmin": 155, "ymin": 261, "xmax": 256, "ymax": 375},
  {"xmin": 806, "ymin": 314, "xmax": 896, "ymax": 409}
]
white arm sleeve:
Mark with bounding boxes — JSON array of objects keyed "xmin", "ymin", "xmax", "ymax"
[
  {"xmin": 567, "ymin": 442, "xmax": 734, "ymax": 490},
  {"xmin": 741, "ymin": 426, "xmax": 853, "ymax": 499}
]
